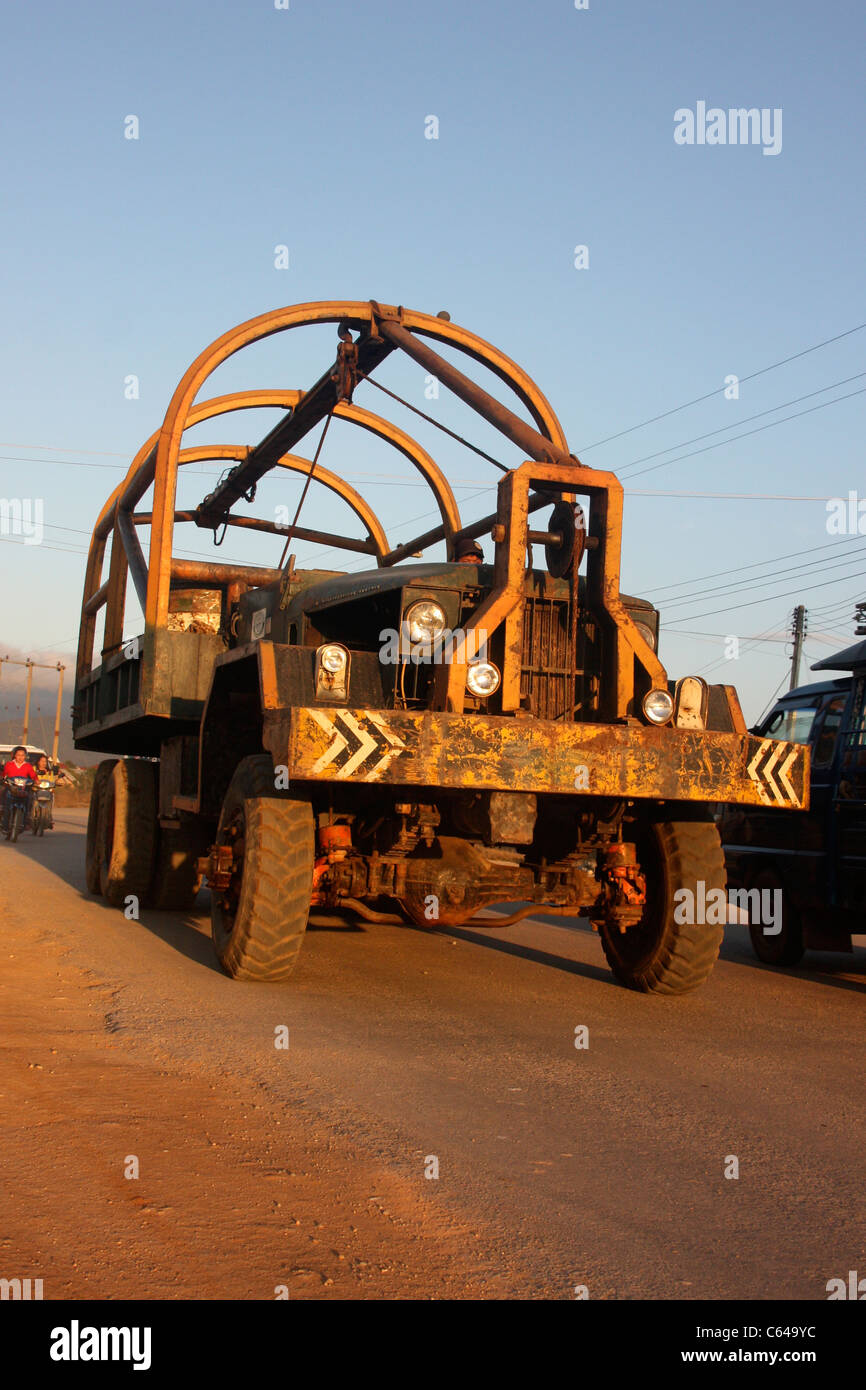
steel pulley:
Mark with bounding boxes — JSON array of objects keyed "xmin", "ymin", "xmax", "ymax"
[{"xmin": 545, "ymin": 500, "xmax": 587, "ymax": 577}]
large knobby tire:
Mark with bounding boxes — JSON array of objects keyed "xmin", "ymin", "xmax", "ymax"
[
  {"xmin": 746, "ymin": 866, "xmax": 804, "ymax": 967},
  {"xmin": 146, "ymin": 823, "xmax": 205, "ymax": 912},
  {"xmin": 211, "ymin": 755, "xmax": 314, "ymax": 982},
  {"xmin": 98, "ymin": 759, "xmax": 158, "ymax": 908},
  {"xmin": 86, "ymin": 759, "xmax": 118, "ymax": 894},
  {"xmin": 600, "ymin": 818, "xmax": 726, "ymax": 995}
]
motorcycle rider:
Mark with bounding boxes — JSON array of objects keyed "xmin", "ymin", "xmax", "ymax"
[
  {"xmin": 32, "ymin": 753, "xmax": 61, "ymax": 831},
  {"xmin": 3, "ymin": 746, "xmax": 36, "ymax": 778},
  {"xmin": 33, "ymin": 752, "xmax": 69, "ymax": 784},
  {"xmin": 2, "ymin": 746, "xmax": 37, "ymax": 831}
]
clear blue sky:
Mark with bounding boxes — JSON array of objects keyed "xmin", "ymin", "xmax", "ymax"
[{"xmin": 1, "ymin": 0, "xmax": 864, "ymax": 724}]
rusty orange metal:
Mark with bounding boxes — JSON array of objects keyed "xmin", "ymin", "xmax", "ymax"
[{"xmin": 74, "ymin": 299, "xmax": 809, "ymax": 819}]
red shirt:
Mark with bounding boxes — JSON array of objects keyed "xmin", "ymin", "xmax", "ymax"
[{"xmin": 4, "ymin": 761, "xmax": 36, "ymax": 780}]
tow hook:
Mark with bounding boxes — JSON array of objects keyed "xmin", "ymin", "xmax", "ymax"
[
  {"xmin": 198, "ymin": 843, "xmax": 235, "ymax": 891},
  {"xmin": 590, "ymin": 841, "xmax": 647, "ymax": 933},
  {"xmin": 311, "ymin": 822, "xmax": 353, "ymax": 904}
]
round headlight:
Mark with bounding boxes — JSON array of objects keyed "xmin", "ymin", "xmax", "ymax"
[
  {"xmin": 633, "ymin": 620, "xmax": 656, "ymax": 652},
  {"xmin": 643, "ymin": 688, "xmax": 674, "ymax": 725},
  {"xmin": 405, "ymin": 600, "xmax": 446, "ymax": 644},
  {"xmin": 466, "ymin": 661, "xmax": 501, "ymax": 698},
  {"xmin": 319, "ymin": 644, "xmax": 348, "ymax": 674}
]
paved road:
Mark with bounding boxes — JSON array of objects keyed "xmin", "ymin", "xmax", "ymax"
[{"xmin": 1, "ymin": 809, "xmax": 863, "ymax": 1300}]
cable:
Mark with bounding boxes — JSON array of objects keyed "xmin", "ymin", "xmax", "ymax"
[
  {"xmin": 693, "ymin": 614, "xmax": 791, "ymax": 678},
  {"xmin": 620, "ymin": 385, "xmax": 866, "ymax": 482},
  {"xmin": 664, "ymin": 568, "xmax": 866, "ymax": 626},
  {"xmin": 647, "ymin": 532, "xmax": 866, "ymax": 597},
  {"xmin": 660, "ymin": 543, "xmax": 866, "ymax": 610},
  {"xmin": 0, "ymin": 440, "xmax": 129, "ymax": 457},
  {"xmin": 577, "ymin": 320, "xmax": 866, "ymax": 454},
  {"xmin": 276, "ymin": 411, "xmax": 334, "ymax": 569},
  {"xmin": 754, "ymin": 670, "xmax": 792, "ymax": 726},
  {"xmin": 359, "ymin": 374, "xmax": 510, "ymax": 473},
  {"xmin": 809, "ymin": 588, "xmax": 865, "ymax": 618},
  {"xmin": 618, "ymin": 371, "xmax": 866, "ymax": 477}
]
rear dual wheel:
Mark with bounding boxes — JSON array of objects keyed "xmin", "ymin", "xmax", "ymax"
[
  {"xmin": 97, "ymin": 759, "xmax": 157, "ymax": 907},
  {"xmin": 85, "ymin": 760, "xmax": 117, "ymax": 893},
  {"xmin": 87, "ymin": 758, "xmax": 202, "ymax": 912}
]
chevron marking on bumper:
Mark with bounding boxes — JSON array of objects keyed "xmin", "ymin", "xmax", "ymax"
[
  {"xmin": 747, "ymin": 738, "xmax": 801, "ymax": 807},
  {"xmin": 777, "ymin": 744, "xmax": 802, "ymax": 806},
  {"xmin": 309, "ymin": 710, "xmax": 406, "ymax": 781}
]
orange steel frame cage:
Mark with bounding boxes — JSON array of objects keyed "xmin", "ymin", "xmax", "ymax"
[{"xmin": 77, "ymin": 300, "xmax": 664, "ymax": 719}]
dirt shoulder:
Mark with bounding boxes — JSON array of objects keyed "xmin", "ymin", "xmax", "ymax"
[{"xmin": 0, "ymin": 854, "xmax": 516, "ymax": 1301}]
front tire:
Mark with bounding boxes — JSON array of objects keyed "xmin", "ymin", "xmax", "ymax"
[
  {"xmin": 211, "ymin": 755, "xmax": 314, "ymax": 982},
  {"xmin": 746, "ymin": 867, "xmax": 804, "ymax": 966},
  {"xmin": 600, "ymin": 817, "xmax": 726, "ymax": 995}
]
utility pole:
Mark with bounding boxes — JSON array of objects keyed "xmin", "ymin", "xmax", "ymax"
[
  {"xmin": 0, "ymin": 657, "xmax": 67, "ymax": 753},
  {"xmin": 52, "ymin": 662, "xmax": 64, "ymax": 764},
  {"xmin": 789, "ymin": 605, "xmax": 807, "ymax": 691},
  {"xmin": 22, "ymin": 659, "xmax": 34, "ymax": 745}
]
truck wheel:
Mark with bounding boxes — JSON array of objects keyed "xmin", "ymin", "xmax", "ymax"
[
  {"xmin": 86, "ymin": 759, "xmax": 117, "ymax": 894},
  {"xmin": 210, "ymin": 754, "xmax": 314, "ymax": 982},
  {"xmin": 146, "ymin": 824, "xmax": 204, "ymax": 912},
  {"xmin": 600, "ymin": 818, "xmax": 725, "ymax": 995},
  {"xmin": 98, "ymin": 759, "xmax": 157, "ymax": 908},
  {"xmin": 747, "ymin": 867, "xmax": 804, "ymax": 966}
]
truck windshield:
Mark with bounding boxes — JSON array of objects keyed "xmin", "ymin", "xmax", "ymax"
[{"xmin": 764, "ymin": 705, "xmax": 818, "ymax": 745}]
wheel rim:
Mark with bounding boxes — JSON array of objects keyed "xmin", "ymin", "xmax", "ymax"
[
  {"xmin": 602, "ymin": 825, "xmax": 665, "ymax": 973},
  {"xmin": 214, "ymin": 807, "xmax": 247, "ymax": 942}
]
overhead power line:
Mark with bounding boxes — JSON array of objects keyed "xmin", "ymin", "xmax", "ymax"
[
  {"xmin": 577, "ymin": 320, "xmax": 866, "ymax": 453},
  {"xmin": 660, "ymin": 542, "xmax": 866, "ymax": 611},
  {"xmin": 617, "ymin": 371, "xmax": 866, "ymax": 477},
  {"xmin": 648, "ymin": 531, "xmax": 866, "ymax": 598},
  {"xmin": 664, "ymin": 568, "xmax": 866, "ymax": 627},
  {"xmin": 620, "ymin": 384, "xmax": 866, "ymax": 482}
]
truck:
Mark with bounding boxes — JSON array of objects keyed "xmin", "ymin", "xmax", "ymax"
[
  {"xmin": 73, "ymin": 299, "xmax": 809, "ymax": 993},
  {"xmin": 721, "ymin": 634, "xmax": 866, "ymax": 966}
]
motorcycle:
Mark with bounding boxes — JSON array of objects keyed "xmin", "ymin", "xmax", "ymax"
[
  {"xmin": 3, "ymin": 776, "xmax": 32, "ymax": 843},
  {"xmin": 31, "ymin": 777, "xmax": 55, "ymax": 836}
]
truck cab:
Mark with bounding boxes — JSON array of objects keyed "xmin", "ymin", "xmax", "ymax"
[{"xmin": 721, "ymin": 638, "xmax": 866, "ymax": 965}]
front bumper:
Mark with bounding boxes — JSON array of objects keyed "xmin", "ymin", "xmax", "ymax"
[{"xmin": 285, "ymin": 707, "xmax": 809, "ymax": 809}]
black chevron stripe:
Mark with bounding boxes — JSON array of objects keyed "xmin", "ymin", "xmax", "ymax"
[
  {"xmin": 330, "ymin": 714, "xmax": 362, "ymax": 771},
  {"xmin": 365, "ymin": 720, "xmax": 393, "ymax": 764}
]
